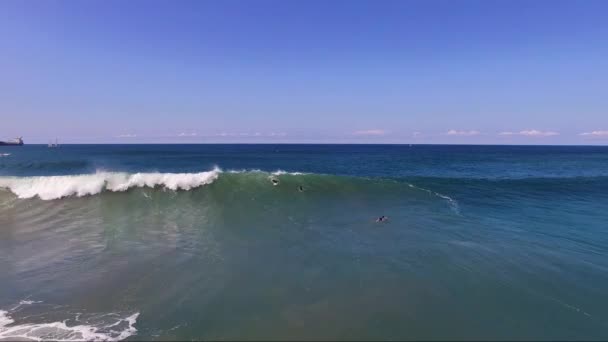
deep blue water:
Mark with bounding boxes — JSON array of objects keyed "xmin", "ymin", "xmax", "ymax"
[
  {"xmin": 1, "ymin": 144, "xmax": 607, "ymax": 340},
  {"xmin": 3, "ymin": 144, "xmax": 608, "ymax": 179}
]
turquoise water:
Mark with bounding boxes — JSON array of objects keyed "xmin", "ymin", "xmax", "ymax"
[{"xmin": 1, "ymin": 144, "xmax": 608, "ymax": 340}]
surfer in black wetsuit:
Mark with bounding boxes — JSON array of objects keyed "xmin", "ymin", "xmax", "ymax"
[
  {"xmin": 298, "ymin": 185, "xmax": 304, "ymax": 192},
  {"xmin": 271, "ymin": 178, "xmax": 279, "ymax": 186},
  {"xmin": 376, "ymin": 215, "xmax": 388, "ymax": 223}
]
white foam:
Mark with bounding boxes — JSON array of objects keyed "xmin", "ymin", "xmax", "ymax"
[
  {"xmin": 226, "ymin": 169, "xmax": 305, "ymax": 176},
  {"xmin": 408, "ymin": 183, "xmax": 460, "ymax": 214},
  {"xmin": 0, "ymin": 153, "xmax": 10, "ymax": 157},
  {"xmin": 0, "ymin": 310, "xmax": 139, "ymax": 341},
  {"xmin": 434, "ymin": 193, "xmax": 460, "ymax": 211},
  {"xmin": 227, "ymin": 169, "xmax": 263, "ymax": 174},
  {"xmin": 9, "ymin": 300, "xmax": 44, "ymax": 311},
  {"xmin": 0, "ymin": 168, "xmax": 221, "ymax": 200},
  {"xmin": 271, "ymin": 170, "xmax": 305, "ymax": 176},
  {"xmin": 0, "ymin": 311, "xmax": 14, "ymax": 328}
]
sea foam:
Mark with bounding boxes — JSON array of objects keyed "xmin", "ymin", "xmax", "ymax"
[
  {"xmin": 0, "ymin": 168, "xmax": 220, "ymax": 200},
  {"xmin": 408, "ymin": 183, "xmax": 460, "ymax": 214},
  {"xmin": 0, "ymin": 309, "xmax": 139, "ymax": 341}
]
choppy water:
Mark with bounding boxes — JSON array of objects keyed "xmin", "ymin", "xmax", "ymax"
[{"xmin": 1, "ymin": 144, "xmax": 608, "ymax": 340}]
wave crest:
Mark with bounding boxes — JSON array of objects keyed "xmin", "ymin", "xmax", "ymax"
[
  {"xmin": 0, "ymin": 168, "xmax": 220, "ymax": 200},
  {"xmin": 0, "ymin": 169, "xmax": 460, "ymax": 214}
]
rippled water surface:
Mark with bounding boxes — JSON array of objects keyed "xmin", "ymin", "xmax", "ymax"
[{"xmin": 1, "ymin": 144, "xmax": 608, "ymax": 340}]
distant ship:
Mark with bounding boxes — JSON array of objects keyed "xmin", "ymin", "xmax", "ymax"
[
  {"xmin": 48, "ymin": 138, "xmax": 59, "ymax": 148},
  {"xmin": 0, "ymin": 137, "xmax": 24, "ymax": 146}
]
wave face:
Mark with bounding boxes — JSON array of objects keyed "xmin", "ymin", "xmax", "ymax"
[
  {"xmin": 0, "ymin": 169, "xmax": 463, "ymax": 218},
  {"xmin": 1, "ymin": 167, "xmax": 607, "ymax": 205}
]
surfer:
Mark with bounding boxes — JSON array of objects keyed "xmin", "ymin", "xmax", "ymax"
[
  {"xmin": 376, "ymin": 215, "xmax": 388, "ymax": 223},
  {"xmin": 298, "ymin": 185, "xmax": 304, "ymax": 192},
  {"xmin": 271, "ymin": 178, "xmax": 279, "ymax": 186}
]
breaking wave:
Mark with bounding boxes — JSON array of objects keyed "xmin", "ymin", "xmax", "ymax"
[
  {"xmin": 0, "ymin": 168, "xmax": 462, "ymax": 214},
  {"xmin": 0, "ymin": 168, "xmax": 312, "ymax": 200},
  {"xmin": 0, "ymin": 168, "xmax": 221, "ymax": 200}
]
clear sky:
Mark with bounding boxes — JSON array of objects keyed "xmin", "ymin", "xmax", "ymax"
[{"xmin": 1, "ymin": 0, "xmax": 607, "ymax": 144}]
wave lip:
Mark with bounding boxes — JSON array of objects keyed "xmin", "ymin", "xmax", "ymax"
[
  {"xmin": 0, "ymin": 168, "xmax": 220, "ymax": 200},
  {"xmin": 408, "ymin": 183, "xmax": 460, "ymax": 214},
  {"xmin": 270, "ymin": 170, "xmax": 306, "ymax": 176}
]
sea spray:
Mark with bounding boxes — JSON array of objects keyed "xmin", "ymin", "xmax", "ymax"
[{"xmin": 0, "ymin": 168, "xmax": 221, "ymax": 200}]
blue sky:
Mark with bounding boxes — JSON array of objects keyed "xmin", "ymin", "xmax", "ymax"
[{"xmin": 1, "ymin": 0, "xmax": 607, "ymax": 144}]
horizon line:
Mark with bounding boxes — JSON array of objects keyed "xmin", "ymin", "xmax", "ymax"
[{"xmin": 12, "ymin": 142, "xmax": 608, "ymax": 147}]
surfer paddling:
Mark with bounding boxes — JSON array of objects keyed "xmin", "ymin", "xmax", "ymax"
[{"xmin": 376, "ymin": 215, "xmax": 389, "ymax": 223}]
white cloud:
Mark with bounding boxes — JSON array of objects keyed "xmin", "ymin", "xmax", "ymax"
[
  {"xmin": 520, "ymin": 130, "xmax": 559, "ymax": 136},
  {"xmin": 353, "ymin": 129, "xmax": 386, "ymax": 136},
  {"xmin": 216, "ymin": 132, "xmax": 242, "ymax": 137},
  {"xmin": 177, "ymin": 132, "xmax": 197, "ymax": 137},
  {"xmin": 116, "ymin": 134, "xmax": 137, "ymax": 138},
  {"xmin": 499, "ymin": 130, "xmax": 559, "ymax": 137},
  {"xmin": 446, "ymin": 129, "xmax": 480, "ymax": 136},
  {"xmin": 579, "ymin": 130, "xmax": 608, "ymax": 137},
  {"xmin": 215, "ymin": 132, "xmax": 286, "ymax": 137},
  {"xmin": 412, "ymin": 131, "xmax": 422, "ymax": 137}
]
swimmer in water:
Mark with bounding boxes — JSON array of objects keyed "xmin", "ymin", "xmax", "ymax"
[
  {"xmin": 376, "ymin": 215, "xmax": 388, "ymax": 223},
  {"xmin": 271, "ymin": 178, "xmax": 280, "ymax": 186},
  {"xmin": 298, "ymin": 185, "xmax": 304, "ymax": 192}
]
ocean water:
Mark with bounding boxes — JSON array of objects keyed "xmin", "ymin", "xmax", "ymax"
[{"xmin": 1, "ymin": 144, "xmax": 608, "ymax": 340}]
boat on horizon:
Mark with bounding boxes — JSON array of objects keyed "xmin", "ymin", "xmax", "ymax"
[
  {"xmin": 0, "ymin": 137, "xmax": 24, "ymax": 146},
  {"xmin": 48, "ymin": 138, "xmax": 59, "ymax": 148}
]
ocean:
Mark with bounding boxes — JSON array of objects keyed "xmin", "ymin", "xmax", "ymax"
[{"xmin": 1, "ymin": 144, "xmax": 607, "ymax": 340}]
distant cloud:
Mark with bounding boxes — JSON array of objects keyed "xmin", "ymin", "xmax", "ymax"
[
  {"xmin": 446, "ymin": 129, "xmax": 480, "ymax": 136},
  {"xmin": 353, "ymin": 129, "xmax": 386, "ymax": 136},
  {"xmin": 520, "ymin": 130, "xmax": 559, "ymax": 136},
  {"xmin": 116, "ymin": 134, "xmax": 137, "ymax": 138},
  {"xmin": 499, "ymin": 130, "xmax": 559, "ymax": 137},
  {"xmin": 412, "ymin": 131, "xmax": 422, "ymax": 137},
  {"xmin": 216, "ymin": 132, "xmax": 244, "ymax": 137},
  {"xmin": 177, "ymin": 132, "xmax": 197, "ymax": 137},
  {"xmin": 579, "ymin": 130, "xmax": 608, "ymax": 137},
  {"xmin": 215, "ymin": 132, "xmax": 286, "ymax": 137}
]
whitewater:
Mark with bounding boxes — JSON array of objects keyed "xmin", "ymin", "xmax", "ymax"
[
  {"xmin": 0, "ymin": 169, "xmax": 221, "ymax": 200},
  {"xmin": 0, "ymin": 306, "xmax": 139, "ymax": 341}
]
